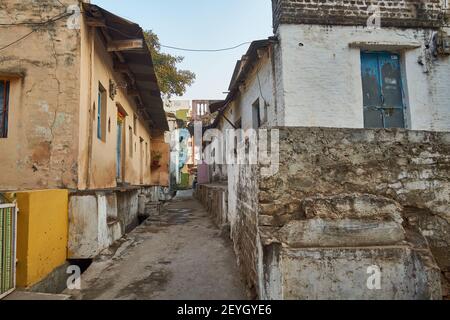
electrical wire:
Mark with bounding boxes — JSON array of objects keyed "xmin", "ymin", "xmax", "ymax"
[
  {"xmin": 0, "ymin": 11, "xmax": 73, "ymax": 52},
  {"xmin": 0, "ymin": 10, "xmax": 71, "ymax": 26},
  {"xmin": 160, "ymin": 42, "xmax": 253, "ymax": 52},
  {"xmin": 1, "ymin": 8, "xmax": 252, "ymax": 54},
  {"xmin": 0, "ymin": 30, "xmax": 36, "ymax": 52},
  {"xmin": 102, "ymin": 24, "xmax": 253, "ymax": 53}
]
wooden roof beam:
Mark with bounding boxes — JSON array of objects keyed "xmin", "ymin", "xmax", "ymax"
[
  {"xmin": 98, "ymin": 27, "xmax": 126, "ymax": 63},
  {"xmin": 127, "ymin": 87, "xmax": 140, "ymax": 97},
  {"xmin": 114, "ymin": 62, "xmax": 136, "ymax": 84},
  {"xmin": 107, "ymin": 39, "xmax": 143, "ymax": 52},
  {"xmin": 86, "ymin": 17, "xmax": 106, "ymax": 27}
]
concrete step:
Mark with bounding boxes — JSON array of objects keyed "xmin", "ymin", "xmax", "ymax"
[{"xmin": 145, "ymin": 201, "xmax": 162, "ymax": 216}]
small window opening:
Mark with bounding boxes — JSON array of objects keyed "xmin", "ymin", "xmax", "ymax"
[
  {"xmin": 0, "ymin": 80, "xmax": 11, "ymax": 138},
  {"xmin": 97, "ymin": 83, "xmax": 107, "ymax": 141},
  {"xmin": 252, "ymin": 99, "xmax": 261, "ymax": 129},
  {"xmin": 129, "ymin": 126, "xmax": 133, "ymax": 157}
]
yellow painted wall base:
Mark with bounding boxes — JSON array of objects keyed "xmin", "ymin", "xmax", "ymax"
[{"xmin": 16, "ymin": 190, "xmax": 68, "ymax": 288}]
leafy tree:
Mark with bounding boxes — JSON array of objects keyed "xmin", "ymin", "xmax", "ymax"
[{"xmin": 144, "ymin": 30, "xmax": 195, "ymax": 98}]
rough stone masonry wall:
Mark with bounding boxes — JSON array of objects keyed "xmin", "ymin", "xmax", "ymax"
[
  {"xmin": 272, "ymin": 0, "xmax": 446, "ymax": 30},
  {"xmin": 259, "ymin": 127, "xmax": 450, "ymax": 298},
  {"xmin": 0, "ymin": 0, "xmax": 81, "ymax": 191},
  {"xmin": 232, "ymin": 164, "xmax": 260, "ymax": 298}
]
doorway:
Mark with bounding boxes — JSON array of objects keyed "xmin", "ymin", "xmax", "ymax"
[
  {"xmin": 116, "ymin": 112, "xmax": 125, "ymax": 182},
  {"xmin": 139, "ymin": 137, "xmax": 144, "ymax": 185},
  {"xmin": 361, "ymin": 51, "xmax": 406, "ymax": 129}
]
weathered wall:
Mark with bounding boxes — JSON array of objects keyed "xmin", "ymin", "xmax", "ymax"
[
  {"xmin": 231, "ymin": 163, "xmax": 260, "ymax": 298},
  {"xmin": 258, "ymin": 192, "xmax": 443, "ymax": 299},
  {"xmin": 279, "ymin": 246, "xmax": 441, "ymax": 300},
  {"xmin": 260, "ymin": 128, "xmax": 450, "ymax": 247},
  {"xmin": 258, "ymin": 127, "xmax": 450, "ymax": 298},
  {"xmin": 0, "ymin": 1, "xmax": 158, "ymax": 192},
  {"xmin": 16, "ymin": 189, "xmax": 68, "ymax": 288},
  {"xmin": 272, "ymin": 0, "xmax": 445, "ymax": 30},
  {"xmin": 68, "ymin": 187, "xmax": 150, "ymax": 259},
  {"xmin": 117, "ymin": 189, "xmax": 140, "ymax": 234},
  {"xmin": 0, "ymin": 0, "xmax": 82, "ymax": 191},
  {"xmin": 68, "ymin": 191, "xmax": 122, "ymax": 259},
  {"xmin": 195, "ymin": 184, "xmax": 228, "ymax": 229},
  {"xmin": 213, "ymin": 53, "xmax": 277, "ymax": 295},
  {"xmin": 201, "ymin": 128, "xmax": 450, "ymax": 299},
  {"xmin": 275, "ymin": 24, "xmax": 450, "ymax": 131},
  {"xmin": 78, "ymin": 25, "xmax": 154, "ymax": 190},
  {"xmin": 234, "ymin": 51, "xmax": 276, "ymax": 130},
  {"xmin": 151, "ymin": 134, "xmax": 170, "ymax": 187}
]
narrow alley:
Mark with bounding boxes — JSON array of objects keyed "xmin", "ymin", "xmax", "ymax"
[
  {"xmin": 68, "ymin": 191, "xmax": 247, "ymax": 300},
  {"xmin": 1, "ymin": 0, "xmax": 449, "ymax": 304}
]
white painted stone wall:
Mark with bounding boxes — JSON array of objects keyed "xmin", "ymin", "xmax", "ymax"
[
  {"xmin": 69, "ymin": 192, "xmax": 124, "ymax": 259},
  {"xmin": 276, "ymin": 24, "xmax": 450, "ymax": 131},
  {"xmin": 217, "ymin": 53, "xmax": 276, "ymax": 239},
  {"xmin": 231, "ymin": 53, "xmax": 276, "ymax": 131}
]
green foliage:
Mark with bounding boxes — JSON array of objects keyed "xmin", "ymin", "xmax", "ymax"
[{"xmin": 144, "ymin": 30, "xmax": 196, "ymax": 98}]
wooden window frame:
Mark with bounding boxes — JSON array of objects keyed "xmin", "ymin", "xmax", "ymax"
[
  {"xmin": 97, "ymin": 82, "xmax": 107, "ymax": 142},
  {"xmin": 252, "ymin": 98, "xmax": 261, "ymax": 129},
  {"xmin": 129, "ymin": 126, "xmax": 133, "ymax": 158},
  {"xmin": 0, "ymin": 79, "xmax": 11, "ymax": 138}
]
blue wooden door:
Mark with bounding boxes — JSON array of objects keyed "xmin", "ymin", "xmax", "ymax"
[
  {"xmin": 116, "ymin": 119, "xmax": 123, "ymax": 180},
  {"xmin": 361, "ymin": 52, "xmax": 405, "ymax": 128}
]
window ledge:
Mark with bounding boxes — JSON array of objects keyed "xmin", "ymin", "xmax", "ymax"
[{"xmin": 349, "ymin": 41, "xmax": 421, "ymax": 51}]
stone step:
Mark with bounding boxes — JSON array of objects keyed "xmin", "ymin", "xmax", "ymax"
[{"xmin": 143, "ymin": 201, "xmax": 162, "ymax": 217}]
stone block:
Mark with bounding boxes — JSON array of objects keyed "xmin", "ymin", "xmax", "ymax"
[
  {"xmin": 301, "ymin": 193, "xmax": 403, "ymax": 222},
  {"xmin": 278, "ymin": 219, "xmax": 406, "ymax": 248},
  {"xmin": 280, "ymin": 246, "xmax": 442, "ymax": 300}
]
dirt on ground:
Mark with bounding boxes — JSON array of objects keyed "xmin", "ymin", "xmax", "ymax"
[{"xmin": 66, "ymin": 190, "xmax": 247, "ymax": 300}]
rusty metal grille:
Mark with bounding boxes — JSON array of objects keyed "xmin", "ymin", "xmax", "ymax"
[{"xmin": 0, "ymin": 204, "xmax": 17, "ymax": 299}]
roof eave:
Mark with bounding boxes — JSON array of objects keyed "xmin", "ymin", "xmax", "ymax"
[{"xmin": 82, "ymin": 3, "xmax": 169, "ymax": 132}]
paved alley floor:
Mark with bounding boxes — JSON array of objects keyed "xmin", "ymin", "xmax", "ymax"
[{"xmin": 67, "ymin": 190, "xmax": 247, "ymax": 300}]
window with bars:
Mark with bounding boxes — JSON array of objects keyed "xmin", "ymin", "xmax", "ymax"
[{"xmin": 0, "ymin": 80, "xmax": 10, "ymax": 138}]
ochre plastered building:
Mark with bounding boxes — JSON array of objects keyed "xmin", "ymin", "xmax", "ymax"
[{"xmin": 0, "ymin": 0, "xmax": 169, "ymax": 293}]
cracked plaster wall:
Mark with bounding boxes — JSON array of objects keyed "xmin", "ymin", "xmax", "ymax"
[{"xmin": 0, "ymin": 0, "xmax": 82, "ymax": 190}]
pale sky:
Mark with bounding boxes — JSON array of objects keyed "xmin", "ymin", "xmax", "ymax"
[{"xmin": 92, "ymin": 0, "xmax": 273, "ymax": 101}]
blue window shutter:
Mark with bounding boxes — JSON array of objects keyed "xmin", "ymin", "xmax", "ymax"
[{"xmin": 97, "ymin": 92, "xmax": 102, "ymax": 139}]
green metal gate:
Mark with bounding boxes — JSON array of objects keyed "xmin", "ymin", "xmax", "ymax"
[{"xmin": 0, "ymin": 203, "xmax": 16, "ymax": 299}]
